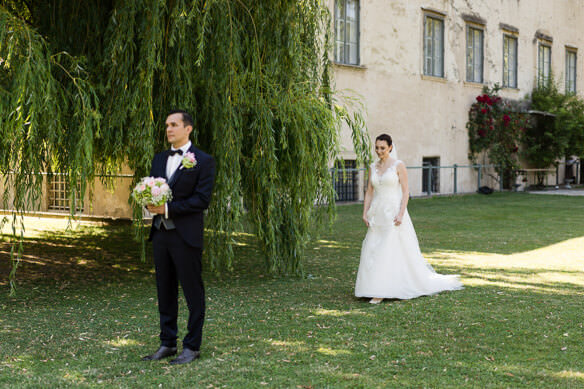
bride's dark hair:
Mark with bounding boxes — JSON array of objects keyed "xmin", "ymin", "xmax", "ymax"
[{"xmin": 375, "ymin": 133, "xmax": 392, "ymax": 146}]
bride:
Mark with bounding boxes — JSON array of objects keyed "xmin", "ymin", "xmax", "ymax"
[{"xmin": 355, "ymin": 134, "xmax": 463, "ymax": 304}]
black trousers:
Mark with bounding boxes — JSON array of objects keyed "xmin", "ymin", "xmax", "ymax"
[{"xmin": 152, "ymin": 228, "xmax": 205, "ymax": 351}]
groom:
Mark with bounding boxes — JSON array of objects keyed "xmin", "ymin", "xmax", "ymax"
[{"xmin": 142, "ymin": 110, "xmax": 216, "ymax": 365}]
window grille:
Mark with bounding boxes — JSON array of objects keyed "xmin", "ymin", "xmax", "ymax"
[{"xmin": 48, "ymin": 175, "xmax": 84, "ymax": 212}]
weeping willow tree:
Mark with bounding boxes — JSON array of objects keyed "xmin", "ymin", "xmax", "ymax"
[{"xmin": 0, "ymin": 0, "xmax": 369, "ymax": 291}]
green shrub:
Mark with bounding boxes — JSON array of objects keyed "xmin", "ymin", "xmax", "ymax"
[{"xmin": 527, "ymin": 82, "xmax": 584, "ymax": 168}]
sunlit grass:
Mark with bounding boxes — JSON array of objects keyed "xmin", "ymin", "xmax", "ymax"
[
  {"xmin": 429, "ymin": 236, "xmax": 584, "ymax": 269},
  {"xmin": 553, "ymin": 370, "xmax": 584, "ymax": 379},
  {"xmin": 1, "ymin": 193, "xmax": 583, "ymax": 387},
  {"xmin": 104, "ymin": 338, "xmax": 141, "ymax": 348},
  {"xmin": 316, "ymin": 347, "xmax": 352, "ymax": 356},
  {"xmin": 312, "ymin": 309, "xmax": 362, "ymax": 317},
  {"xmin": 424, "ymin": 236, "xmax": 584, "ymax": 294},
  {"xmin": 0, "ymin": 215, "xmax": 102, "ymax": 237}
]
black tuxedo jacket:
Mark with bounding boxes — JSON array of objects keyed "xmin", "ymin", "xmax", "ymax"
[{"xmin": 148, "ymin": 144, "xmax": 216, "ymax": 248}]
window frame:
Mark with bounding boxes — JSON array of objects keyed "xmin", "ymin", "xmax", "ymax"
[
  {"xmin": 502, "ymin": 34, "xmax": 518, "ymax": 88},
  {"xmin": 423, "ymin": 13, "xmax": 445, "ymax": 78},
  {"xmin": 334, "ymin": 0, "xmax": 360, "ymax": 66},
  {"xmin": 537, "ymin": 42, "xmax": 552, "ymax": 87},
  {"xmin": 565, "ymin": 48, "xmax": 577, "ymax": 94},
  {"xmin": 466, "ymin": 24, "xmax": 484, "ymax": 83}
]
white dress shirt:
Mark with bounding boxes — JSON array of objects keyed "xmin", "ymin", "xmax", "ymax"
[
  {"xmin": 166, "ymin": 141, "xmax": 192, "ymax": 179},
  {"xmin": 164, "ymin": 141, "xmax": 192, "ymax": 218}
]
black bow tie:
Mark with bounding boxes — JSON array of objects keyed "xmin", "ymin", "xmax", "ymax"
[{"xmin": 168, "ymin": 149, "xmax": 183, "ymax": 156}]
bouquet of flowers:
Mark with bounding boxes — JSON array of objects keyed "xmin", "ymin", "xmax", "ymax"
[{"xmin": 132, "ymin": 177, "xmax": 172, "ymax": 206}]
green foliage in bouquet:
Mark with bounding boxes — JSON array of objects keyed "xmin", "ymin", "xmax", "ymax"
[
  {"xmin": 132, "ymin": 177, "xmax": 172, "ymax": 207},
  {"xmin": 467, "ymin": 85, "xmax": 529, "ymax": 187},
  {"xmin": 0, "ymin": 0, "xmax": 370, "ymax": 292}
]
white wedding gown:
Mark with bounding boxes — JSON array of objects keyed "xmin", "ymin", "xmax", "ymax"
[{"xmin": 355, "ymin": 161, "xmax": 463, "ymax": 299}]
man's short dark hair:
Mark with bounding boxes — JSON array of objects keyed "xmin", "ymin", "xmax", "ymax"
[{"xmin": 168, "ymin": 109, "xmax": 194, "ymax": 128}]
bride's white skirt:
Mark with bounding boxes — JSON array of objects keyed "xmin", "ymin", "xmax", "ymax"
[{"xmin": 355, "ymin": 210, "xmax": 463, "ymax": 300}]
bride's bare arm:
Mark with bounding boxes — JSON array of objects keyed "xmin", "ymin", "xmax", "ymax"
[
  {"xmin": 395, "ymin": 162, "xmax": 409, "ymax": 225},
  {"xmin": 362, "ymin": 168, "xmax": 374, "ymax": 226}
]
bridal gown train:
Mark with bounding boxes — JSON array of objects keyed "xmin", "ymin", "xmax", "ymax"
[{"xmin": 355, "ymin": 161, "xmax": 463, "ymax": 299}]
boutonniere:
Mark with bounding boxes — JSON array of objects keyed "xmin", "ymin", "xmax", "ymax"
[{"xmin": 180, "ymin": 151, "xmax": 197, "ymax": 169}]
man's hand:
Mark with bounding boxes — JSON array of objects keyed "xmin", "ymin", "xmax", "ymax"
[{"xmin": 147, "ymin": 204, "xmax": 165, "ymax": 215}]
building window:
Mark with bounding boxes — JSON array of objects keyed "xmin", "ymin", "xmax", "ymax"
[
  {"xmin": 424, "ymin": 15, "xmax": 444, "ymax": 77},
  {"xmin": 502, "ymin": 35, "xmax": 518, "ymax": 88},
  {"xmin": 566, "ymin": 49, "xmax": 577, "ymax": 94},
  {"xmin": 538, "ymin": 43, "xmax": 552, "ymax": 87},
  {"xmin": 332, "ymin": 160, "xmax": 358, "ymax": 202},
  {"xmin": 466, "ymin": 26, "xmax": 484, "ymax": 83},
  {"xmin": 334, "ymin": 0, "xmax": 359, "ymax": 65},
  {"xmin": 422, "ymin": 157, "xmax": 440, "ymax": 194},
  {"xmin": 48, "ymin": 175, "xmax": 83, "ymax": 212}
]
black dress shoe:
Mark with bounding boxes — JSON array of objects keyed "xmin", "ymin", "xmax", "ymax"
[
  {"xmin": 141, "ymin": 346, "xmax": 177, "ymax": 361},
  {"xmin": 169, "ymin": 348, "xmax": 200, "ymax": 365}
]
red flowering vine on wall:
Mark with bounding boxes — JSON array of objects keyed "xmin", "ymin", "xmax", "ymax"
[{"xmin": 467, "ymin": 86, "xmax": 529, "ymax": 187}]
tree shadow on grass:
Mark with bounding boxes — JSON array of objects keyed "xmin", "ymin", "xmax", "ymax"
[
  {"xmin": 0, "ymin": 217, "xmax": 283, "ymax": 293},
  {"xmin": 0, "ymin": 223, "xmax": 152, "ymax": 288},
  {"xmin": 0, "ymin": 219, "xmax": 290, "ymax": 291}
]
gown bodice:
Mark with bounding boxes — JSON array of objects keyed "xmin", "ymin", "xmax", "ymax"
[{"xmin": 367, "ymin": 160, "xmax": 403, "ymax": 227}]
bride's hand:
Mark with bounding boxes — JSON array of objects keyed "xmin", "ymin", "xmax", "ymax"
[
  {"xmin": 362, "ymin": 215, "xmax": 370, "ymax": 227},
  {"xmin": 394, "ymin": 215, "xmax": 403, "ymax": 226}
]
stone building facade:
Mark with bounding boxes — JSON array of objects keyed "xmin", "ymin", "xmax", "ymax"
[{"xmin": 330, "ymin": 0, "xmax": 584, "ymax": 198}]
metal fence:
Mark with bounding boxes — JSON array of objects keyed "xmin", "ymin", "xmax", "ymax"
[
  {"xmin": 2, "ymin": 159, "xmax": 581, "ymax": 213},
  {"xmin": 331, "ymin": 160, "xmax": 582, "ymax": 201}
]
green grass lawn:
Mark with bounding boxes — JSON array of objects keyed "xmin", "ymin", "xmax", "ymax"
[{"xmin": 1, "ymin": 192, "xmax": 583, "ymax": 388}]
